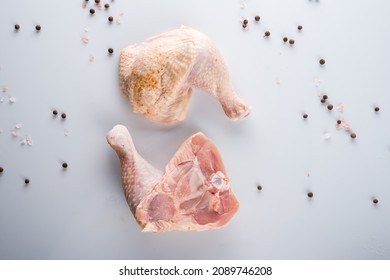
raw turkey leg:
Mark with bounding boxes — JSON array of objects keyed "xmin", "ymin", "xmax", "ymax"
[
  {"xmin": 107, "ymin": 125, "xmax": 240, "ymax": 232},
  {"xmin": 119, "ymin": 26, "xmax": 250, "ymax": 125}
]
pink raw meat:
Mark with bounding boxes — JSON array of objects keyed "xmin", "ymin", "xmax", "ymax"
[{"xmin": 107, "ymin": 125, "xmax": 239, "ymax": 232}]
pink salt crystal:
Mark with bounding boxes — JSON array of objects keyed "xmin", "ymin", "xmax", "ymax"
[
  {"xmin": 240, "ymin": 2, "xmax": 246, "ymax": 9},
  {"xmin": 336, "ymin": 124, "xmax": 343, "ymax": 130},
  {"xmin": 344, "ymin": 124, "xmax": 351, "ymax": 131},
  {"xmin": 11, "ymin": 130, "xmax": 19, "ymax": 137},
  {"xmin": 337, "ymin": 103, "xmax": 344, "ymax": 112},
  {"xmin": 97, "ymin": 3, "xmax": 103, "ymax": 9},
  {"xmin": 2, "ymin": 86, "xmax": 8, "ymax": 93},
  {"xmin": 82, "ymin": 3, "xmax": 87, "ymax": 9},
  {"xmin": 81, "ymin": 36, "xmax": 89, "ymax": 44},
  {"xmin": 89, "ymin": 55, "xmax": 95, "ymax": 62}
]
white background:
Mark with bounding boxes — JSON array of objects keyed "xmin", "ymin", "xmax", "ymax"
[{"xmin": 0, "ymin": 0, "xmax": 389, "ymax": 259}]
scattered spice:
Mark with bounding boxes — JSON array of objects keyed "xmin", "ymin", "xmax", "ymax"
[
  {"xmin": 298, "ymin": 25, "xmax": 303, "ymax": 30},
  {"xmin": 95, "ymin": 0, "xmax": 100, "ymax": 3},
  {"xmin": 307, "ymin": 192, "xmax": 313, "ymax": 198},
  {"xmin": 108, "ymin": 47, "xmax": 114, "ymax": 54},
  {"xmin": 257, "ymin": 185, "xmax": 262, "ymax": 191},
  {"xmin": 61, "ymin": 113, "xmax": 67, "ymax": 119},
  {"xmin": 254, "ymin": 15, "xmax": 260, "ymax": 22},
  {"xmin": 350, "ymin": 132, "xmax": 357, "ymax": 139},
  {"xmin": 25, "ymin": 178, "xmax": 30, "ymax": 185},
  {"xmin": 289, "ymin": 39, "xmax": 295, "ymax": 45},
  {"xmin": 108, "ymin": 16, "xmax": 114, "ymax": 22},
  {"xmin": 323, "ymin": 95, "xmax": 328, "ymax": 100},
  {"xmin": 53, "ymin": 109, "xmax": 58, "ymax": 116},
  {"xmin": 35, "ymin": 25, "xmax": 41, "ymax": 31},
  {"xmin": 0, "ymin": 166, "xmax": 3, "ymax": 173},
  {"xmin": 264, "ymin": 31, "xmax": 270, "ymax": 37},
  {"xmin": 62, "ymin": 162, "xmax": 68, "ymax": 169},
  {"xmin": 337, "ymin": 120, "xmax": 342, "ymax": 124},
  {"xmin": 105, "ymin": 3, "xmax": 110, "ymax": 9},
  {"xmin": 374, "ymin": 107, "xmax": 380, "ymax": 112},
  {"xmin": 373, "ymin": 198, "xmax": 379, "ymax": 204},
  {"xmin": 15, "ymin": 24, "xmax": 20, "ymax": 30},
  {"xmin": 303, "ymin": 113, "xmax": 308, "ymax": 119},
  {"xmin": 320, "ymin": 99, "xmax": 326, "ymax": 103},
  {"xmin": 283, "ymin": 37, "xmax": 288, "ymax": 42},
  {"xmin": 327, "ymin": 104, "xmax": 333, "ymax": 110},
  {"xmin": 319, "ymin": 58, "xmax": 325, "ymax": 65},
  {"xmin": 243, "ymin": 19, "xmax": 248, "ymax": 25},
  {"xmin": 90, "ymin": 8, "xmax": 95, "ymax": 14}
]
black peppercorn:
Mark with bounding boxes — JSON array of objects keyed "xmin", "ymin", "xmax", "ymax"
[
  {"xmin": 108, "ymin": 48, "xmax": 114, "ymax": 54},
  {"xmin": 319, "ymin": 58, "xmax": 325, "ymax": 65}
]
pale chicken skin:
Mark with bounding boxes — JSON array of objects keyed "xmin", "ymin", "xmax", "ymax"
[
  {"xmin": 119, "ymin": 26, "xmax": 250, "ymax": 125},
  {"xmin": 107, "ymin": 125, "xmax": 240, "ymax": 232}
]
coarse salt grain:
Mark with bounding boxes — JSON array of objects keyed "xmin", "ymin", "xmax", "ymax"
[
  {"xmin": 26, "ymin": 136, "xmax": 33, "ymax": 146},
  {"xmin": 116, "ymin": 17, "xmax": 122, "ymax": 24},
  {"xmin": 324, "ymin": 132, "xmax": 331, "ymax": 140},
  {"xmin": 337, "ymin": 103, "xmax": 344, "ymax": 112},
  {"xmin": 64, "ymin": 129, "xmax": 70, "ymax": 136},
  {"xmin": 240, "ymin": 2, "xmax": 246, "ymax": 9},
  {"xmin": 84, "ymin": 26, "xmax": 89, "ymax": 32},
  {"xmin": 11, "ymin": 130, "xmax": 19, "ymax": 137},
  {"xmin": 9, "ymin": 97, "xmax": 16, "ymax": 103},
  {"xmin": 313, "ymin": 78, "xmax": 321, "ymax": 87},
  {"xmin": 81, "ymin": 36, "xmax": 89, "ymax": 44},
  {"xmin": 15, "ymin": 123, "xmax": 22, "ymax": 129}
]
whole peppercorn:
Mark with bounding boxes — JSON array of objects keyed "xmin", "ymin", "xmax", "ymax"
[
  {"xmin": 323, "ymin": 95, "xmax": 328, "ymax": 100},
  {"xmin": 105, "ymin": 3, "xmax": 110, "ymax": 9},
  {"xmin": 257, "ymin": 185, "xmax": 262, "ymax": 191},
  {"xmin": 15, "ymin": 24, "xmax": 20, "ymax": 30},
  {"xmin": 25, "ymin": 178, "xmax": 30, "ymax": 185},
  {"xmin": 374, "ymin": 107, "xmax": 380, "ymax": 112},
  {"xmin": 62, "ymin": 162, "xmax": 68, "ymax": 169},
  {"xmin": 254, "ymin": 15, "xmax": 260, "ymax": 22},
  {"xmin": 108, "ymin": 16, "xmax": 114, "ymax": 22},
  {"xmin": 283, "ymin": 37, "xmax": 288, "ymax": 42},
  {"xmin": 0, "ymin": 166, "xmax": 4, "ymax": 173},
  {"xmin": 307, "ymin": 192, "xmax": 313, "ymax": 198},
  {"xmin": 373, "ymin": 198, "xmax": 379, "ymax": 204},
  {"xmin": 350, "ymin": 133, "xmax": 357, "ymax": 139},
  {"xmin": 289, "ymin": 39, "xmax": 295, "ymax": 45},
  {"xmin": 264, "ymin": 31, "xmax": 270, "ymax": 37},
  {"xmin": 53, "ymin": 110, "xmax": 58, "ymax": 116},
  {"xmin": 243, "ymin": 19, "xmax": 248, "ymax": 25},
  {"xmin": 35, "ymin": 25, "xmax": 41, "ymax": 31},
  {"xmin": 319, "ymin": 58, "xmax": 326, "ymax": 65},
  {"xmin": 108, "ymin": 48, "xmax": 114, "ymax": 54},
  {"xmin": 327, "ymin": 104, "xmax": 333, "ymax": 110},
  {"xmin": 298, "ymin": 25, "xmax": 303, "ymax": 30},
  {"xmin": 303, "ymin": 113, "xmax": 308, "ymax": 119},
  {"xmin": 61, "ymin": 113, "xmax": 67, "ymax": 119},
  {"xmin": 90, "ymin": 8, "xmax": 95, "ymax": 14}
]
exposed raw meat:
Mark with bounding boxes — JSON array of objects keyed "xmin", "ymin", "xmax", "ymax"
[
  {"xmin": 107, "ymin": 125, "xmax": 240, "ymax": 232},
  {"xmin": 119, "ymin": 26, "xmax": 250, "ymax": 125}
]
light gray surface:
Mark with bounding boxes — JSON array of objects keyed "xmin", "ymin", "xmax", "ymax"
[{"xmin": 0, "ymin": 0, "xmax": 389, "ymax": 259}]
